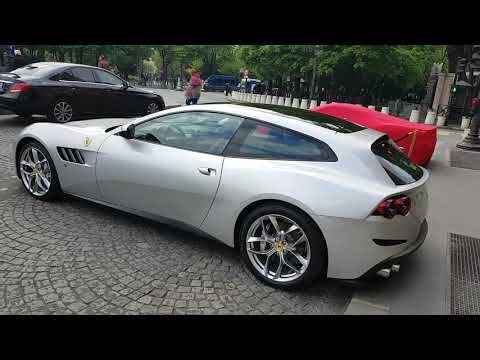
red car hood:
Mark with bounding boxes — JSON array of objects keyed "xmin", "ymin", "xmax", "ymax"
[{"xmin": 312, "ymin": 103, "xmax": 437, "ymax": 165}]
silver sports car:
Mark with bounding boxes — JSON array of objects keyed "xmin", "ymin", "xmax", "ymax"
[{"xmin": 14, "ymin": 103, "xmax": 429, "ymax": 289}]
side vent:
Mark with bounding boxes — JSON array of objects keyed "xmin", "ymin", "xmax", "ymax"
[{"xmin": 57, "ymin": 147, "xmax": 85, "ymax": 164}]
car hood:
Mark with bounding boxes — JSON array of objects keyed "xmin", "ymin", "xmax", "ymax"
[
  {"xmin": 129, "ymin": 86, "xmax": 160, "ymax": 96},
  {"xmin": 64, "ymin": 118, "xmax": 134, "ymax": 132}
]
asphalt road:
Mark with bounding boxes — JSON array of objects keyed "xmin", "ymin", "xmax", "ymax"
[
  {"xmin": 0, "ymin": 113, "xmax": 354, "ymax": 315},
  {"xmin": 138, "ymin": 88, "xmax": 233, "ymax": 107}
]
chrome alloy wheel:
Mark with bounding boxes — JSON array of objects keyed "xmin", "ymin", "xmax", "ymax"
[
  {"xmin": 53, "ymin": 101, "xmax": 73, "ymax": 122},
  {"xmin": 246, "ymin": 214, "xmax": 311, "ymax": 283},
  {"xmin": 19, "ymin": 146, "xmax": 52, "ymax": 197},
  {"xmin": 147, "ymin": 102, "xmax": 160, "ymax": 114}
]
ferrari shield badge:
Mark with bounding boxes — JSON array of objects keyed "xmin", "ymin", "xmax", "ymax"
[{"xmin": 84, "ymin": 137, "xmax": 92, "ymax": 147}]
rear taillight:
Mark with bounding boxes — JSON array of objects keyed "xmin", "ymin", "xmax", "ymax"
[
  {"xmin": 9, "ymin": 83, "xmax": 32, "ymax": 93},
  {"xmin": 373, "ymin": 195, "xmax": 411, "ymax": 219}
]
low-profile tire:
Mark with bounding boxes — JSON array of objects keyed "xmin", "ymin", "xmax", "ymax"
[
  {"xmin": 239, "ymin": 203, "xmax": 328, "ymax": 290},
  {"xmin": 48, "ymin": 98, "xmax": 74, "ymax": 123},
  {"xmin": 17, "ymin": 140, "xmax": 62, "ymax": 201}
]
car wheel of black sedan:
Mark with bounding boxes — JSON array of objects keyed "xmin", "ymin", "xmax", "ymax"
[
  {"xmin": 48, "ymin": 99, "xmax": 74, "ymax": 123},
  {"xmin": 146, "ymin": 101, "xmax": 161, "ymax": 115}
]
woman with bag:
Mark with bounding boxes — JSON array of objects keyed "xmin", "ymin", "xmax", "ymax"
[{"xmin": 186, "ymin": 71, "xmax": 202, "ymax": 105}]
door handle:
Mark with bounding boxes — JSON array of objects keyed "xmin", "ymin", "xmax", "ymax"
[{"xmin": 198, "ymin": 167, "xmax": 216, "ymax": 176}]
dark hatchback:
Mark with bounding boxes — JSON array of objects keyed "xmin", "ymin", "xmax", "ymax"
[{"xmin": 0, "ymin": 62, "xmax": 165, "ymax": 122}]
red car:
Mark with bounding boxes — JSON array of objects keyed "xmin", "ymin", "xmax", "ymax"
[{"xmin": 312, "ymin": 103, "xmax": 437, "ymax": 165}]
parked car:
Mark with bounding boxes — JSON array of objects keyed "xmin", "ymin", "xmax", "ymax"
[
  {"xmin": 14, "ymin": 103, "xmax": 428, "ymax": 289},
  {"xmin": 312, "ymin": 103, "xmax": 437, "ymax": 165},
  {"xmin": 203, "ymin": 75, "xmax": 237, "ymax": 92},
  {"xmin": 0, "ymin": 62, "xmax": 165, "ymax": 123},
  {"xmin": 235, "ymin": 78, "xmax": 262, "ymax": 93}
]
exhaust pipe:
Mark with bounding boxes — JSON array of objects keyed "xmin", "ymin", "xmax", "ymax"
[
  {"xmin": 376, "ymin": 268, "xmax": 391, "ymax": 279},
  {"xmin": 376, "ymin": 264, "xmax": 400, "ymax": 279}
]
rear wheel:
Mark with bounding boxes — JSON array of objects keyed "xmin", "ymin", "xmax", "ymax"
[
  {"xmin": 17, "ymin": 141, "xmax": 62, "ymax": 201},
  {"xmin": 239, "ymin": 203, "xmax": 327, "ymax": 289},
  {"xmin": 48, "ymin": 99, "xmax": 74, "ymax": 123}
]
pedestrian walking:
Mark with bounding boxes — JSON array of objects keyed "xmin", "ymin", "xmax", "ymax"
[
  {"xmin": 185, "ymin": 71, "xmax": 202, "ymax": 105},
  {"xmin": 394, "ymin": 98, "xmax": 403, "ymax": 116},
  {"xmin": 185, "ymin": 82, "xmax": 194, "ymax": 105},
  {"xmin": 225, "ymin": 82, "xmax": 232, "ymax": 96},
  {"xmin": 98, "ymin": 55, "xmax": 109, "ymax": 69}
]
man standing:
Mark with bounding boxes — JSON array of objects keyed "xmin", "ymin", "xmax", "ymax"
[
  {"xmin": 98, "ymin": 55, "xmax": 109, "ymax": 69},
  {"xmin": 394, "ymin": 98, "xmax": 403, "ymax": 117}
]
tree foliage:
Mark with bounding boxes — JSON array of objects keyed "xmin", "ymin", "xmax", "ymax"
[{"xmin": 13, "ymin": 44, "xmax": 442, "ymax": 102}]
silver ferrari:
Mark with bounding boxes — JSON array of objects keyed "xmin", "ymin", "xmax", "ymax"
[{"xmin": 14, "ymin": 103, "xmax": 429, "ymax": 289}]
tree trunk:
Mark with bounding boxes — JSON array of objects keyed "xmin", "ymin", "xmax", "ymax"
[
  {"xmin": 76, "ymin": 48, "xmax": 84, "ymax": 64},
  {"xmin": 309, "ymin": 68, "xmax": 316, "ymax": 101}
]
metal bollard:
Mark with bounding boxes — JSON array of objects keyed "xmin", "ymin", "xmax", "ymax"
[
  {"xmin": 410, "ymin": 109, "xmax": 420, "ymax": 123},
  {"xmin": 424, "ymin": 111, "xmax": 436, "ymax": 125},
  {"xmin": 461, "ymin": 116, "xmax": 471, "ymax": 129},
  {"xmin": 436, "ymin": 115, "xmax": 446, "ymax": 127}
]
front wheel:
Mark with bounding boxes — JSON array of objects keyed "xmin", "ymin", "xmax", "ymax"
[
  {"xmin": 17, "ymin": 141, "xmax": 62, "ymax": 201},
  {"xmin": 146, "ymin": 101, "xmax": 162, "ymax": 115},
  {"xmin": 239, "ymin": 204, "xmax": 328, "ymax": 289}
]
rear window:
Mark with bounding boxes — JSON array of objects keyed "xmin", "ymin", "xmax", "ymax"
[
  {"xmin": 372, "ymin": 136, "xmax": 424, "ymax": 185},
  {"xmin": 237, "ymin": 103, "xmax": 364, "ymax": 133},
  {"xmin": 224, "ymin": 118, "xmax": 337, "ymax": 161},
  {"xmin": 11, "ymin": 64, "xmax": 56, "ymax": 77}
]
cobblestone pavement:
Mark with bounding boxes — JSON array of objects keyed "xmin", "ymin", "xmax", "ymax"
[{"xmin": 0, "ymin": 114, "xmax": 354, "ymax": 315}]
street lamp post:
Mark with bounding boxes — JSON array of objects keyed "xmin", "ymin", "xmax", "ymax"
[{"xmin": 456, "ymin": 45, "xmax": 480, "ymax": 151}]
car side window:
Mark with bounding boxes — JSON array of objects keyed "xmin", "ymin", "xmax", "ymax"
[
  {"xmin": 50, "ymin": 70, "xmax": 76, "ymax": 81},
  {"xmin": 94, "ymin": 70, "xmax": 124, "ymax": 86},
  {"xmin": 133, "ymin": 112, "xmax": 244, "ymax": 156},
  {"xmin": 70, "ymin": 67, "xmax": 96, "ymax": 83},
  {"xmin": 224, "ymin": 119, "xmax": 337, "ymax": 161}
]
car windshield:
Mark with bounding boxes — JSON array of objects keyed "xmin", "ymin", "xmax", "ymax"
[{"xmin": 237, "ymin": 103, "xmax": 364, "ymax": 133}]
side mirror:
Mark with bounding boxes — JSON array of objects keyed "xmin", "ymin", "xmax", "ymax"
[
  {"xmin": 120, "ymin": 124, "xmax": 135, "ymax": 139},
  {"xmin": 123, "ymin": 81, "xmax": 130, "ymax": 89}
]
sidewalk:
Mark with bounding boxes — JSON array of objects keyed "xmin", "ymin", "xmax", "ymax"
[{"xmin": 345, "ymin": 129, "xmax": 480, "ymax": 315}]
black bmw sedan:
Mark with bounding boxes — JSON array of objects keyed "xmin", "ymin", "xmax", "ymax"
[{"xmin": 0, "ymin": 62, "xmax": 165, "ymax": 122}]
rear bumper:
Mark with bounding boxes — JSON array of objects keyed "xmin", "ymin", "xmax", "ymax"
[
  {"xmin": 0, "ymin": 96, "xmax": 17, "ymax": 112},
  {"xmin": 360, "ymin": 219, "xmax": 428, "ymax": 278},
  {"xmin": 313, "ymin": 210, "xmax": 428, "ymax": 279},
  {"xmin": 0, "ymin": 92, "xmax": 34, "ymax": 114}
]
